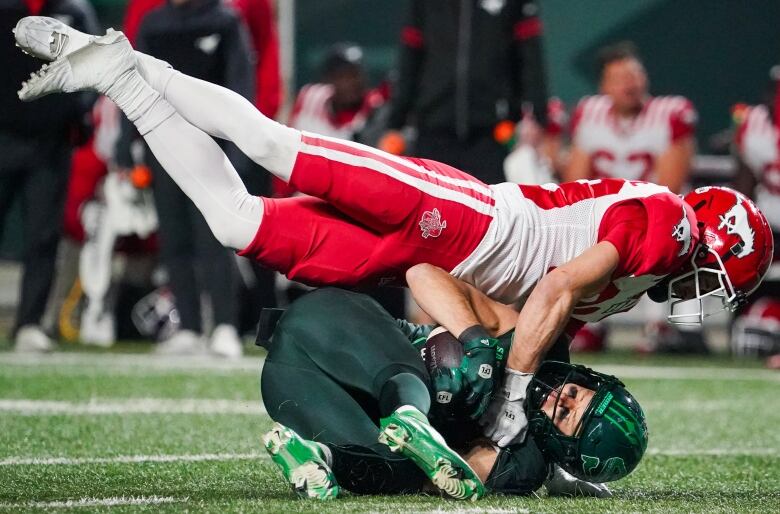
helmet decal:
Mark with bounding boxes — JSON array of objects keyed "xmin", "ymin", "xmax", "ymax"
[
  {"xmin": 602, "ymin": 457, "xmax": 628, "ymax": 478},
  {"xmin": 581, "ymin": 455, "xmax": 600, "ymax": 474},
  {"xmin": 717, "ymin": 196, "xmax": 755, "ymax": 258},
  {"xmin": 672, "ymin": 205, "xmax": 693, "ymax": 257}
]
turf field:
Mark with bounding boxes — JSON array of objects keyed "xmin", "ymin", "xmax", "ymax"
[{"xmin": 1, "ymin": 345, "xmax": 778, "ymax": 513}]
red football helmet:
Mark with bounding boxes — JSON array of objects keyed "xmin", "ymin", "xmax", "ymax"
[{"xmin": 667, "ymin": 187, "xmax": 774, "ymax": 324}]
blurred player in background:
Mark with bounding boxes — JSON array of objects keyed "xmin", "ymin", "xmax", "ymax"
[
  {"xmin": 0, "ymin": 0, "xmax": 99, "ymax": 352},
  {"xmin": 562, "ymin": 42, "xmax": 701, "ymax": 354},
  {"xmin": 379, "ymin": 0, "xmax": 550, "ymax": 185},
  {"xmin": 115, "ymin": 0, "xmax": 255, "ymax": 357},
  {"xmin": 14, "ymin": 19, "xmax": 773, "ymax": 449},
  {"xmin": 731, "ymin": 66, "xmax": 780, "ymax": 369},
  {"xmin": 277, "ymin": 42, "xmax": 404, "ymax": 317}
]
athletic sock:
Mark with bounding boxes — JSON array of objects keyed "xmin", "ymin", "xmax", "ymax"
[
  {"xmin": 134, "ymin": 53, "xmax": 301, "ymax": 181},
  {"xmin": 105, "ymin": 69, "xmax": 174, "ymax": 135},
  {"xmin": 378, "ymin": 373, "xmax": 431, "ymax": 418}
]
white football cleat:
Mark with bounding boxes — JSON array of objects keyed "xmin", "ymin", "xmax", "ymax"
[
  {"xmin": 155, "ymin": 330, "xmax": 206, "ymax": 356},
  {"xmin": 14, "ymin": 325, "xmax": 56, "ymax": 353},
  {"xmin": 210, "ymin": 324, "xmax": 243, "ymax": 359},
  {"xmin": 18, "ymin": 28, "xmax": 135, "ymax": 101},
  {"xmin": 13, "ymin": 16, "xmax": 95, "ymax": 61}
]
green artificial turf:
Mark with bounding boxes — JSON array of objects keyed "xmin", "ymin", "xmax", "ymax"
[{"xmin": 1, "ymin": 347, "xmax": 778, "ymax": 513}]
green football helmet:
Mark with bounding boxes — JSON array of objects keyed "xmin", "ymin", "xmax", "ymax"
[{"xmin": 526, "ymin": 361, "xmax": 648, "ymax": 482}]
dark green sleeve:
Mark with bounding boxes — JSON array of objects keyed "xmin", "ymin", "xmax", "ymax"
[
  {"xmin": 394, "ymin": 319, "xmax": 435, "ymax": 348},
  {"xmin": 486, "ymin": 437, "xmax": 549, "ymax": 495}
]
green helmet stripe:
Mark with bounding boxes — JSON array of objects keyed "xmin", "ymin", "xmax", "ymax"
[
  {"xmin": 610, "ymin": 397, "xmax": 642, "ymax": 419},
  {"xmin": 605, "ymin": 406, "xmax": 646, "ymax": 448}
]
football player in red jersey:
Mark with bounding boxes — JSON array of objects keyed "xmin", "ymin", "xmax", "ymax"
[
  {"xmin": 14, "ymin": 18, "xmax": 775, "ymax": 444},
  {"xmin": 731, "ymin": 66, "xmax": 780, "ymax": 369},
  {"xmin": 562, "ymin": 42, "xmax": 700, "ymax": 353},
  {"xmin": 564, "ymin": 42, "xmax": 696, "ymax": 192}
]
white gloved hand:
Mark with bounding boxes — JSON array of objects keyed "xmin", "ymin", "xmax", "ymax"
[
  {"xmin": 479, "ymin": 368, "xmax": 533, "ymax": 447},
  {"xmin": 544, "ymin": 464, "xmax": 612, "ymax": 498}
]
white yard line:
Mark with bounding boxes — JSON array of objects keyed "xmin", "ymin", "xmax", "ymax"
[
  {"xmin": 0, "ymin": 352, "xmax": 263, "ymax": 373},
  {"xmin": 0, "ymin": 452, "xmax": 267, "ymax": 467},
  {"xmin": 590, "ymin": 364, "xmax": 780, "ymax": 382},
  {"xmin": 0, "ymin": 398, "xmax": 266, "ymax": 416},
  {"xmin": 2, "ymin": 352, "xmax": 778, "ymax": 382},
  {"xmin": 0, "ymin": 448, "xmax": 773, "ymax": 468},
  {"xmin": 648, "ymin": 448, "xmax": 778, "ymax": 457},
  {"xmin": 0, "ymin": 495, "xmax": 185, "ymax": 509}
]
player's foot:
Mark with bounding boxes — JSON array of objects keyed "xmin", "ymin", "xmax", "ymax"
[
  {"xmin": 262, "ymin": 422, "xmax": 339, "ymax": 500},
  {"xmin": 17, "ymin": 28, "xmax": 135, "ymax": 101},
  {"xmin": 379, "ymin": 406, "xmax": 484, "ymax": 501},
  {"xmin": 13, "ymin": 16, "xmax": 95, "ymax": 61},
  {"xmin": 155, "ymin": 330, "xmax": 206, "ymax": 356},
  {"xmin": 14, "ymin": 325, "xmax": 56, "ymax": 353},
  {"xmin": 210, "ymin": 324, "xmax": 243, "ymax": 358}
]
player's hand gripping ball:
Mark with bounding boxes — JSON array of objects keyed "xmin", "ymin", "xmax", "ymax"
[
  {"xmin": 459, "ymin": 329, "xmax": 503, "ymax": 419},
  {"xmin": 421, "ymin": 327, "xmax": 465, "ymax": 419}
]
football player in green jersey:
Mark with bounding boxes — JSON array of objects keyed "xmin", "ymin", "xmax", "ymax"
[{"xmin": 258, "ymin": 287, "xmax": 647, "ymax": 501}]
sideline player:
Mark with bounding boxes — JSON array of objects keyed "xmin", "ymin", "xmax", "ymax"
[
  {"xmin": 259, "ymin": 287, "xmax": 646, "ymax": 500},
  {"xmin": 561, "ymin": 42, "xmax": 699, "ymax": 353},
  {"xmin": 730, "ymin": 68, "xmax": 780, "ymax": 368},
  {"xmin": 14, "ymin": 20, "xmax": 774, "ymax": 446}
]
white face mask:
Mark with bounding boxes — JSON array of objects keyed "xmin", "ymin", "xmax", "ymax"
[{"xmin": 666, "ymin": 245, "xmax": 740, "ymax": 326}]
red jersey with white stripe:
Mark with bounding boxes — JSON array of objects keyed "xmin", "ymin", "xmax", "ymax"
[
  {"xmin": 452, "ymin": 179, "xmax": 698, "ymax": 322},
  {"xmin": 571, "ymin": 95, "xmax": 697, "ymax": 181},
  {"xmin": 735, "ymin": 104, "xmax": 780, "ymax": 229},
  {"xmin": 288, "ymin": 83, "xmax": 385, "ymax": 140},
  {"xmin": 239, "ymin": 132, "xmax": 697, "ymax": 329}
]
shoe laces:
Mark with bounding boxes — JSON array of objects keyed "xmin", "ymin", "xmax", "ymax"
[{"xmin": 292, "ymin": 463, "xmax": 331, "ymax": 494}]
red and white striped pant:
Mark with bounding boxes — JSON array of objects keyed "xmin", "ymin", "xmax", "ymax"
[{"xmin": 238, "ymin": 132, "xmax": 496, "ymax": 287}]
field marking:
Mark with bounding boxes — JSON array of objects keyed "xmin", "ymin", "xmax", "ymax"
[
  {"xmin": 0, "ymin": 452, "xmax": 268, "ymax": 467},
  {"xmin": 1, "ymin": 448, "xmax": 774, "ymax": 468},
  {"xmin": 592, "ymin": 364, "xmax": 780, "ymax": 382},
  {"xmin": 0, "ymin": 398, "xmax": 266, "ymax": 416},
  {"xmin": 0, "ymin": 352, "xmax": 263, "ymax": 373},
  {"xmin": 648, "ymin": 448, "xmax": 779, "ymax": 457},
  {"xmin": 2, "ymin": 352, "xmax": 779, "ymax": 382},
  {"xmin": 0, "ymin": 496, "xmax": 185, "ymax": 509}
]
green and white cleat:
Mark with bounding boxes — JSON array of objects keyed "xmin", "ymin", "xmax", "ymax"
[
  {"xmin": 379, "ymin": 406, "xmax": 485, "ymax": 501},
  {"xmin": 262, "ymin": 423, "xmax": 339, "ymax": 500}
]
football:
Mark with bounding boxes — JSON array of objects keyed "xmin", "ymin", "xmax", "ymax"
[{"xmin": 420, "ymin": 326, "xmax": 464, "ymax": 373}]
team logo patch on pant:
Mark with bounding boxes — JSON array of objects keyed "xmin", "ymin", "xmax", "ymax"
[{"xmin": 419, "ymin": 208, "xmax": 447, "ymax": 239}]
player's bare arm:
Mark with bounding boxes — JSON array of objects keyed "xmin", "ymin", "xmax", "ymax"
[
  {"xmin": 405, "ymin": 263, "xmax": 518, "ymax": 339},
  {"xmin": 654, "ymin": 136, "xmax": 694, "ymax": 194},
  {"xmin": 507, "ymin": 241, "xmax": 620, "ymax": 373},
  {"xmin": 561, "ymin": 144, "xmax": 592, "ymax": 182}
]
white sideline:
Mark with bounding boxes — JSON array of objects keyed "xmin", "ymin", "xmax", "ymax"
[
  {"xmin": 2, "ymin": 352, "xmax": 778, "ymax": 382},
  {"xmin": 0, "ymin": 496, "xmax": 185, "ymax": 509},
  {"xmin": 649, "ymin": 448, "xmax": 779, "ymax": 457},
  {"xmin": 0, "ymin": 397, "xmax": 756, "ymax": 417},
  {"xmin": 0, "ymin": 398, "xmax": 266, "ymax": 416},
  {"xmin": 1, "ymin": 448, "xmax": 773, "ymax": 468},
  {"xmin": 0, "ymin": 452, "xmax": 267, "ymax": 467}
]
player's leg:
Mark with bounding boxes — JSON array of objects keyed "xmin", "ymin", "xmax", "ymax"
[
  {"xmin": 268, "ymin": 288, "xmax": 484, "ymax": 500},
  {"xmin": 262, "ymin": 333, "xmax": 427, "ymax": 495},
  {"xmin": 16, "ymin": 29, "xmax": 263, "ymax": 252}
]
